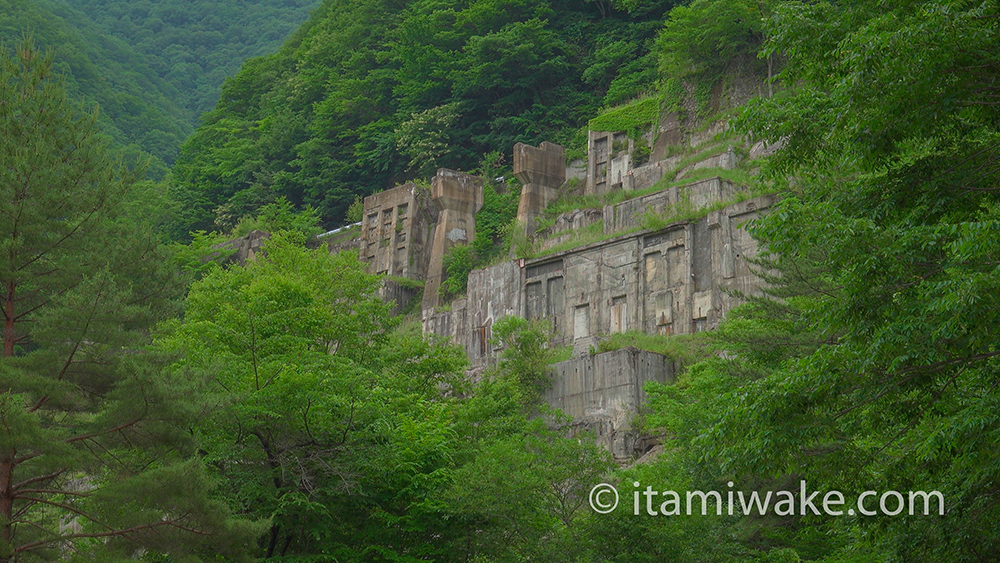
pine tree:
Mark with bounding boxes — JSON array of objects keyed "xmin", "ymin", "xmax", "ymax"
[{"xmin": 0, "ymin": 38, "xmax": 257, "ymax": 561}]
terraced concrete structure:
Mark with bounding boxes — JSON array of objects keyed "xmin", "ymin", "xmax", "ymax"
[{"xmin": 327, "ymin": 114, "xmax": 772, "ymax": 461}]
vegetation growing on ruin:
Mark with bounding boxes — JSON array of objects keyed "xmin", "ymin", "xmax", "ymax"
[
  {"xmin": 3, "ymin": 0, "xmax": 1000, "ymax": 561},
  {"xmin": 596, "ymin": 330, "xmax": 715, "ymax": 367},
  {"xmin": 587, "ymin": 95, "xmax": 663, "ymax": 139}
]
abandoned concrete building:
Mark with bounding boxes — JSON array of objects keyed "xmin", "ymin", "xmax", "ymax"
[{"xmin": 321, "ymin": 111, "xmax": 773, "ymax": 461}]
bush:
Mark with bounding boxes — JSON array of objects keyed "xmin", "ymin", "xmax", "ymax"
[
  {"xmin": 588, "ymin": 96, "xmax": 662, "ymax": 139},
  {"xmin": 345, "ymin": 195, "xmax": 364, "ymax": 223},
  {"xmin": 232, "ymin": 197, "xmax": 323, "ymax": 239},
  {"xmin": 441, "ymin": 244, "xmax": 475, "ymax": 299}
]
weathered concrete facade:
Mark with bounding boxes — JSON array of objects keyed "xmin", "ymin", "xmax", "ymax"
[
  {"xmin": 360, "ymin": 183, "xmax": 436, "ymax": 279},
  {"xmin": 421, "ymin": 193, "xmax": 772, "ymax": 460},
  {"xmin": 530, "ymin": 194, "xmax": 771, "ymax": 343},
  {"xmin": 424, "ymin": 194, "xmax": 774, "ymax": 365},
  {"xmin": 603, "ymin": 177, "xmax": 741, "ymax": 234},
  {"xmin": 587, "ymin": 130, "xmax": 632, "ymax": 195},
  {"xmin": 547, "ymin": 348, "xmax": 675, "ymax": 461},
  {"xmin": 676, "ymin": 146, "xmax": 739, "ymax": 180},
  {"xmin": 514, "ymin": 141, "xmax": 566, "ymax": 234},
  {"xmin": 214, "ymin": 229, "xmax": 270, "ymax": 265},
  {"xmin": 332, "ymin": 97, "xmax": 771, "ymax": 459},
  {"xmin": 379, "ymin": 279, "xmax": 421, "ymax": 317},
  {"xmin": 422, "ymin": 169, "xmax": 484, "ymax": 310}
]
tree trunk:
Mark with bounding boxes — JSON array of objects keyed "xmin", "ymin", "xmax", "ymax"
[
  {"xmin": 4, "ymin": 280, "xmax": 15, "ymax": 358},
  {"xmin": 0, "ymin": 453, "xmax": 14, "ymax": 563},
  {"xmin": 2, "ymin": 280, "xmax": 14, "ymax": 561}
]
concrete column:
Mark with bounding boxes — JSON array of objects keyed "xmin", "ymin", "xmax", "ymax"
[
  {"xmin": 514, "ymin": 141, "xmax": 566, "ymax": 235},
  {"xmin": 422, "ymin": 169, "xmax": 484, "ymax": 311}
]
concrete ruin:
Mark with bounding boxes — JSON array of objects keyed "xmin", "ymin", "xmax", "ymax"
[
  {"xmin": 422, "ymin": 169, "xmax": 484, "ymax": 310},
  {"xmin": 321, "ymin": 105, "xmax": 773, "ymax": 460},
  {"xmin": 547, "ymin": 347, "xmax": 675, "ymax": 461},
  {"xmin": 514, "ymin": 141, "xmax": 566, "ymax": 234},
  {"xmin": 587, "ymin": 130, "xmax": 632, "ymax": 195},
  {"xmin": 213, "ymin": 229, "xmax": 270, "ymax": 265},
  {"xmin": 419, "ymin": 188, "xmax": 771, "ymax": 461},
  {"xmin": 603, "ymin": 176, "xmax": 741, "ymax": 233},
  {"xmin": 422, "ymin": 194, "xmax": 774, "ymax": 367},
  {"xmin": 335, "ymin": 169, "xmax": 485, "ymax": 315},
  {"xmin": 359, "ymin": 182, "xmax": 436, "ymax": 280}
]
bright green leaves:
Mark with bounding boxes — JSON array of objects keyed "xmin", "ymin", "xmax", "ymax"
[
  {"xmin": 658, "ymin": 0, "xmax": 771, "ymax": 79},
  {"xmin": 164, "ymin": 234, "xmax": 394, "ymax": 393},
  {"xmin": 396, "ymin": 102, "xmax": 462, "ymax": 177},
  {"xmin": 171, "ymin": 0, "xmax": 669, "ymax": 232},
  {"xmin": 690, "ymin": 0, "xmax": 1000, "ymax": 559},
  {"xmin": 159, "ymin": 236, "xmax": 396, "ymax": 556},
  {"xmin": 0, "ymin": 38, "xmax": 254, "ymax": 560},
  {"xmin": 444, "ymin": 427, "xmax": 613, "ymax": 561},
  {"xmin": 490, "ymin": 316, "xmax": 558, "ymax": 398}
]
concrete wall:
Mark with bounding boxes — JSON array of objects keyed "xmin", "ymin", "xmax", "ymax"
[
  {"xmin": 603, "ymin": 177, "xmax": 741, "ymax": 234},
  {"xmin": 536, "ymin": 208, "xmax": 603, "ymax": 251},
  {"xmin": 214, "ymin": 230, "xmax": 270, "ymax": 265},
  {"xmin": 422, "ymin": 259, "xmax": 523, "ymax": 369},
  {"xmin": 423, "ymin": 169, "xmax": 484, "ymax": 310},
  {"xmin": 622, "ymin": 157, "xmax": 680, "ymax": 193},
  {"xmin": 320, "ymin": 225, "xmax": 363, "ymax": 255},
  {"xmin": 379, "ymin": 279, "xmax": 421, "ymax": 317},
  {"xmin": 360, "ymin": 183, "xmax": 436, "ymax": 280},
  {"xmin": 588, "ymin": 130, "xmax": 633, "ymax": 195},
  {"xmin": 676, "ymin": 147, "xmax": 739, "ymax": 180},
  {"xmin": 547, "ymin": 347, "xmax": 675, "ymax": 461},
  {"xmin": 424, "ymin": 194, "xmax": 775, "ymax": 367},
  {"xmin": 515, "ymin": 142, "xmax": 566, "ymax": 234}
]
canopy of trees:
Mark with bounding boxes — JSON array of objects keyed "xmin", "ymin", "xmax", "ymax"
[
  {"xmin": 0, "ymin": 0, "xmax": 192, "ymax": 174},
  {"xmin": 3, "ymin": 0, "xmax": 998, "ymax": 561},
  {"xmin": 0, "ymin": 38, "xmax": 258, "ymax": 561},
  {"xmin": 63, "ymin": 0, "xmax": 322, "ymax": 119},
  {"xmin": 0, "ymin": 0, "xmax": 321, "ymax": 176},
  {"xmin": 169, "ymin": 0, "xmax": 679, "ymax": 234}
]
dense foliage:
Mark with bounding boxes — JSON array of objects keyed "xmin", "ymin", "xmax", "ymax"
[
  {"xmin": 0, "ymin": 0, "xmax": 192, "ymax": 174},
  {"xmin": 63, "ymin": 0, "xmax": 321, "ymax": 118},
  {"xmin": 605, "ymin": 0, "xmax": 1000, "ymax": 561},
  {"xmin": 0, "ymin": 39, "xmax": 257, "ymax": 561},
  {"xmin": 0, "ymin": 0, "xmax": 319, "ymax": 176},
  {"xmin": 3, "ymin": 0, "xmax": 998, "ymax": 561},
  {"xmin": 168, "ymin": 0, "xmax": 679, "ymax": 234},
  {"xmin": 158, "ymin": 238, "xmax": 613, "ymax": 560}
]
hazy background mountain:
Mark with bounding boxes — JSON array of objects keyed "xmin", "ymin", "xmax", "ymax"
[
  {"xmin": 1, "ymin": 0, "xmax": 320, "ymax": 177},
  {"xmin": 63, "ymin": 0, "xmax": 321, "ymax": 119}
]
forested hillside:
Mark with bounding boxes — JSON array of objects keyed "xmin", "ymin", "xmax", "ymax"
[
  {"xmin": 2, "ymin": 0, "xmax": 998, "ymax": 561},
  {"xmin": 64, "ymin": 0, "xmax": 321, "ymax": 118},
  {"xmin": 0, "ymin": 0, "xmax": 192, "ymax": 174},
  {"xmin": 0, "ymin": 0, "xmax": 320, "ymax": 177},
  {"xmin": 169, "ymin": 0, "xmax": 682, "ymax": 234}
]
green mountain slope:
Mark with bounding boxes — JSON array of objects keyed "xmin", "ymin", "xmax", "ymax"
[
  {"xmin": 169, "ymin": 0, "xmax": 676, "ymax": 233},
  {"xmin": 1, "ymin": 0, "xmax": 192, "ymax": 173},
  {"xmin": 63, "ymin": 0, "xmax": 322, "ymax": 119}
]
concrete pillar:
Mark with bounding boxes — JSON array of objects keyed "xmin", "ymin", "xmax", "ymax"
[
  {"xmin": 422, "ymin": 168, "xmax": 484, "ymax": 311},
  {"xmin": 514, "ymin": 141, "xmax": 565, "ymax": 234}
]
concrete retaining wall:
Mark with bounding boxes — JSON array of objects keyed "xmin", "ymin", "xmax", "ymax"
[
  {"xmin": 603, "ymin": 176, "xmax": 740, "ymax": 234},
  {"xmin": 546, "ymin": 347, "xmax": 675, "ymax": 461},
  {"xmin": 424, "ymin": 194, "xmax": 775, "ymax": 369}
]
